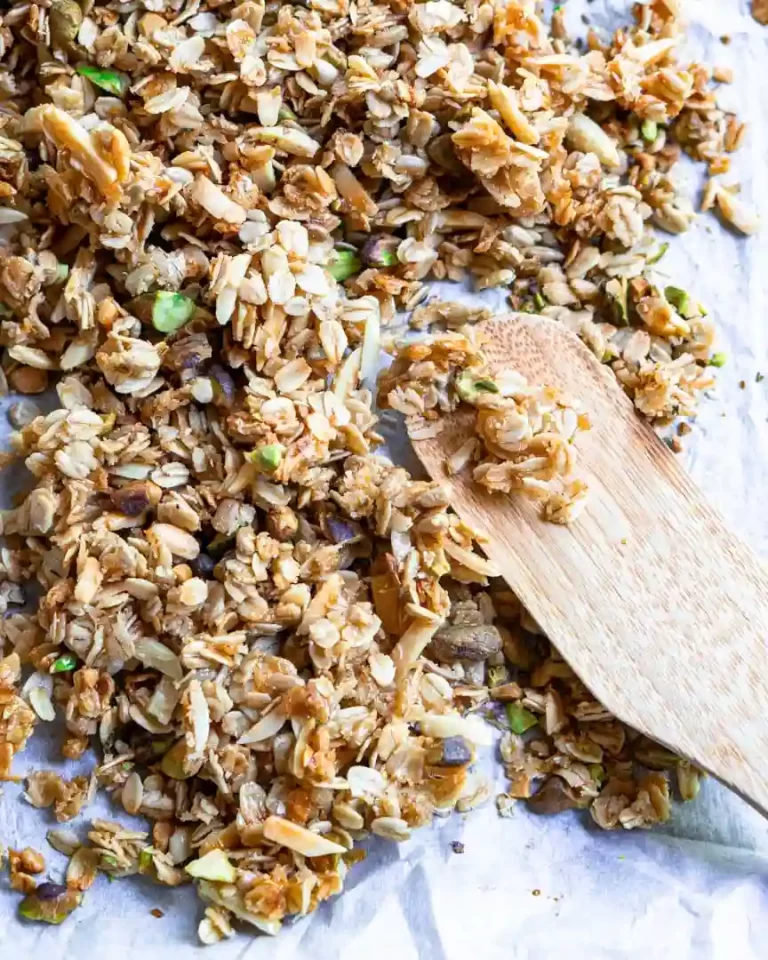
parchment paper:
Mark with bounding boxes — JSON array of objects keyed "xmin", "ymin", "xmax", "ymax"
[{"xmin": 2, "ymin": 1, "xmax": 768, "ymax": 956}]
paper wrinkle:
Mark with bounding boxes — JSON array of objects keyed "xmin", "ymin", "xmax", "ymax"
[{"xmin": 2, "ymin": 1, "xmax": 768, "ymax": 956}]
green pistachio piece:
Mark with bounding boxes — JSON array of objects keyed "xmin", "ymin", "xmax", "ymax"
[
  {"xmin": 51, "ymin": 652, "xmax": 77, "ymax": 673},
  {"xmin": 589, "ymin": 763, "xmax": 605, "ymax": 784},
  {"xmin": 76, "ymin": 64, "xmax": 129, "ymax": 97},
  {"xmin": 151, "ymin": 292, "xmax": 196, "ymax": 333},
  {"xmin": 709, "ymin": 352, "xmax": 727, "ymax": 367},
  {"xmin": 487, "ymin": 665, "xmax": 508, "ymax": 687},
  {"xmin": 160, "ymin": 738, "xmax": 202, "ymax": 780},
  {"xmin": 362, "ymin": 236, "xmax": 398, "ymax": 267},
  {"xmin": 641, "ymin": 119, "xmax": 658, "ymax": 143},
  {"xmin": 664, "ymin": 285, "xmax": 694, "ymax": 318},
  {"xmin": 646, "ymin": 242, "xmax": 669, "ymax": 265},
  {"xmin": 327, "ymin": 249, "xmax": 361, "ymax": 282},
  {"xmin": 533, "ymin": 292, "xmax": 546, "ymax": 311},
  {"xmin": 506, "ymin": 702, "xmax": 538, "ymax": 734},
  {"xmin": 247, "ymin": 443, "xmax": 284, "ymax": 472},
  {"xmin": 19, "ymin": 884, "xmax": 82, "ymax": 924},
  {"xmin": 606, "ymin": 277, "xmax": 629, "ymax": 326},
  {"xmin": 456, "ymin": 370, "xmax": 499, "ymax": 404}
]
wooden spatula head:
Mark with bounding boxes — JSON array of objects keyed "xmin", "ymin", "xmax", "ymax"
[{"xmin": 412, "ymin": 313, "xmax": 768, "ymax": 814}]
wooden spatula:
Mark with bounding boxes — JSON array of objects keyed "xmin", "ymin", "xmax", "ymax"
[{"xmin": 412, "ymin": 312, "xmax": 768, "ymax": 815}]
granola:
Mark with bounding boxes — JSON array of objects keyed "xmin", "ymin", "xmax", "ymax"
[
  {"xmin": 0, "ymin": 0, "xmax": 753, "ymax": 945},
  {"xmin": 379, "ymin": 330, "xmax": 590, "ymax": 522}
]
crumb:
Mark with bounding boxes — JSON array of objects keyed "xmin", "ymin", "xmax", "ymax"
[
  {"xmin": 739, "ymin": 380, "xmax": 746, "ymax": 389},
  {"xmin": 752, "ymin": 0, "xmax": 768, "ymax": 25},
  {"xmin": 664, "ymin": 437, "xmax": 683, "ymax": 453},
  {"xmin": 151, "ymin": 908, "xmax": 164, "ymax": 918},
  {"xmin": 713, "ymin": 66, "xmax": 733, "ymax": 83},
  {"xmin": 451, "ymin": 841, "xmax": 465, "ymax": 854},
  {"xmin": 678, "ymin": 422, "xmax": 692, "ymax": 436},
  {"xmin": 720, "ymin": 34, "xmax": 731, "ymax": 44},
  {"xmin": 757, "ymin": 372, "xmax": 764, "ymax": 383},
  {"xmin": 532, "ymin": 889, "xmax": 541, "ymax": 896}
]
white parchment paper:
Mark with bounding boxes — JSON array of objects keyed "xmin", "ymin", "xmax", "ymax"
[{"xmin": 3, "ymin": 1, "xmax": 768, "ymax": 956}]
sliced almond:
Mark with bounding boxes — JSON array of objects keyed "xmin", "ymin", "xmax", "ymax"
[{"xmin": 263, "ymin": 816, "xmax": 346, "ymax": 857}]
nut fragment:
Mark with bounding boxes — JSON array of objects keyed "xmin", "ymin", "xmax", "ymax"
[
  {"xmin": 263, "ymin": 816, "xmax": 346, "ymax": 857},
  {"xmin": 428, "ymin": 624, "xmax": 502, "ymax": 663},
  {"xmin": 527, "ymin": 777, "xmax": 587, "ymax": 815},
  {"xmin": 19, "ymin": 884, "xmax": 82, "ymax": 924},
  {"xmin": 186, "ymin": 849, "xmax": 237, "ymax": 883}
]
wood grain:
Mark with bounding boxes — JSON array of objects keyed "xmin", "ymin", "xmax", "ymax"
[{"xmin": 413, "ymin": 313, "xmax": 768, "ymax": 815}]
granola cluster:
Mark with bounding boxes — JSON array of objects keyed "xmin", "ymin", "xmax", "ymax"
[
  {"xmin": 379, "ymin": 329, "xmax": 591, "ymax": 523},
  {"xmin": 0, "ymin": 0, "xmax": 753, "ymax": 946}
]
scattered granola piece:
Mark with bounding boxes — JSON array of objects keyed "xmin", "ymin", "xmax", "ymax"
[
  {"xmin": 752, "ymin": 0, "xmax": 768, "ymax": 25},
  {"xmin": 18, "ymin": 883, "xmax": 82, "ymax": 925}
]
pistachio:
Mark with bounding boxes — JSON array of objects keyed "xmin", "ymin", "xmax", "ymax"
[
  {"xmin": 76, "ymin": 65, "xmax": 129, "ymax": 97},
  {"xmin": 247, "ymin": 443, "xmax": 284, "ymax": 472},
  {"xmin": 161, "ymin": 738, "xmax": 203, "ymax": 780},
  {"xmin": 605, "ymin": 276, "xmax": 629, "ymax": 326},
  {"xmin": 506, "ymin": 702, "xmax": 538, "ymax": 734},
  {"xmin": 589, "ymin": 763, "xmax": 605, "ymax": 785},
  {"xmin": 19, "ymin": 884, "xmax": 82, "ymax": 924},
  {"xmin": 427, "ymin": 623, "xmax": 502, "ymax": 663},
  {"xmin": 527, "ymin": 777, "xmax": 586, "ymax": 815},
  {"xmin": 454, "ymin": 370, "xmax": 500, "ymax": 405},
  {"xmin": 362, "ymin": 236, "xmax": 398, "ymax": 268},
  {"xmin": 51, "ymin": 652, "xmax": 78, "ymax": 673},
  {"xmin": 49, "ymin": 0, "xmax": 83, "ymax": 50},
  {"xmin": 327, "ymin": 248, "xmax": 361, "ymax": 282},
  {"xmin": 664, "ymin": 285, "xmax": 695, "ymax": 318},
  {"xmin": 646, "ymin": 242, "xmax": 669, "ymax": 265},
  {"xmin": 110, "ymin": 482, "xmax": 152, "ymax": 516},
  {"xmin": 151, "ymin": 292, "xmax": 196, "ymax": 333},
  {"xmin": 641, "ymin": 119, "xmax": 658, "ymax": 142}
]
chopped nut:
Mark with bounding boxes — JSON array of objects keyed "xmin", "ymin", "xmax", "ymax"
[
  {"xmin": 428, "ymin": 624, "xmax": 502, "ymax": 663},
  {"xmin": 19, "ymin": 883, "xmax": 82, "ymax": 925},
  {"xmin": 186, "ymin": 849, "xmax": 237, "ymax": 883}
]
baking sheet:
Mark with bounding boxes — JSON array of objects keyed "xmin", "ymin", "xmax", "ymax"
[{"xmin": 2, "ymin": 1, "xmax": 768, "ymax": 956}]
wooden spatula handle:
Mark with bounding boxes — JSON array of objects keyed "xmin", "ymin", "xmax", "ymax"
[{"xmin": 413, "ymin": 315, "xmax": 768, "ymax": 816}]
